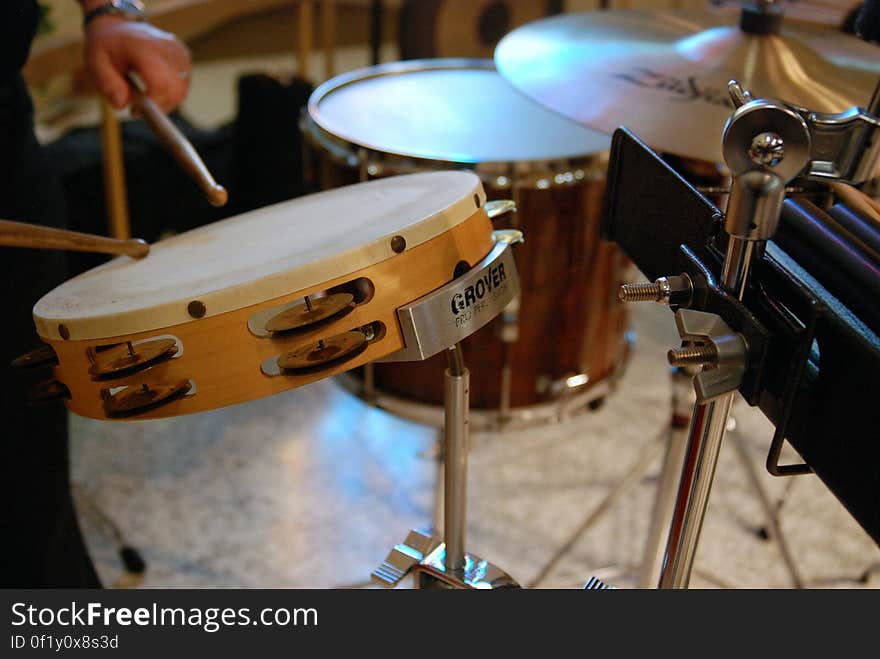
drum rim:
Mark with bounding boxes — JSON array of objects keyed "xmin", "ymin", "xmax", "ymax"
[
  {"xmin": 33, "ymin": 172, "xmax": 487, "ymax": 341},
  {"xmin": 304, "ymin": 57, "xmax": 609, "ymax": 182}
]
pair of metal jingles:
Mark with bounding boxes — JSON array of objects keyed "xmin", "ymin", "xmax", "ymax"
[{"xmin": 373, "ymin": 79, "xmax": 880, "ymax": 589}]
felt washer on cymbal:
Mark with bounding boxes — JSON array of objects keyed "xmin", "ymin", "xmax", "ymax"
[
  {"xmin": 265, "ymin": 293, "xmax": 355, "ymax": 333},
  {"xmin": 277, "ymin": 331, "xmax": 367, "ymax": 372}
]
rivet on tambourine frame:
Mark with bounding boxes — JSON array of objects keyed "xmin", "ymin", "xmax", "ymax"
[
  {"xmin": 187, "ymin": 300, "xmax": 206, "ymax": 318},
  {"xmin": 390, "ymin": 236, "xmax": 406, "ymax": 253}
]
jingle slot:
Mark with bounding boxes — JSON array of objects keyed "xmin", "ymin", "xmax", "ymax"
[
  {"xmin": 260, "ymin": 322, "xmax": 384, "ymax": 377},
  {"xmin": 247, "ymin": 278, "xmax": 374, "ymax": 338},
  {"xmin": 101, "ymin": 379, "xmax": 195, "ymax": 418},
  {"xmin": 87, "ymin": 335, "xmax": 183, "ymax": 381},
  {"xmin": 327, "ymin": 277, "xmax": 375, "ymax": 306}
]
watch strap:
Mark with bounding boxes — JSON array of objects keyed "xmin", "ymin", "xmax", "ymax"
[{"xmin": 83, "ymin": 2, "xmax": 146, "ymax": 27}]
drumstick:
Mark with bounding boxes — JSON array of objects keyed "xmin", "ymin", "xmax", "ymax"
[
  {"xmin": 126, "ymin": 74, "xmax": 228, "ymax": 208},
  {"xmin": 0, "ymin": 219, "xmax": 149, "ymax": 258},
  {"xmin": 828, "ymin": 181, "xmax": 880, "ymax": 227}
]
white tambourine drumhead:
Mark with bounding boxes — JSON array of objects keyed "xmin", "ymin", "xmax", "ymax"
[
  {"xmin": 306, "ymin": 58, "xmax": 610, "ymax": 165},
  {"xmin": 34, "ymin": 171, "xmax": 486, "ymax": 341}
]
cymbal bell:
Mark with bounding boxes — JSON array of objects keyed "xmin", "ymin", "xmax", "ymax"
[{"xmin": 494, "ymin": 7, "xmax": 880, "ymax": 163}]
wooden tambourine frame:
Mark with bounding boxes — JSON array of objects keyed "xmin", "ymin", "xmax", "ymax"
[{"xmin": 35, "ymin": 205, "xmax": 495, "ymax": 421}]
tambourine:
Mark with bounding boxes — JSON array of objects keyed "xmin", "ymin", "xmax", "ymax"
[{"xmin": 27, "ymin": 171, "xmax": 520, "ymax": 420}]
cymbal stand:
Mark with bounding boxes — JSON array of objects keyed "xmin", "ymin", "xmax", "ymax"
[{"xmin": 620, "ymin": 78, "xmax": 880, "ymax": 588}]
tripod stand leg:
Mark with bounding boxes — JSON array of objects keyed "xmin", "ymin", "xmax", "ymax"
[
  {"xmin": 728, "ymin": 428, "xmax": 804, "ymax": 588},
  {"xmin": 527, "ymin": 432, "xmax": 665, "ymax": 588}
]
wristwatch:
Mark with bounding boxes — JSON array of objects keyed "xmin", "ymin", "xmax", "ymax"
[{"xmin": 83, "ymin": 0, "xmax": 147, "ymax": 27}]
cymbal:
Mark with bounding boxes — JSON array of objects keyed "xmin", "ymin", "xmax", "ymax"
[
  {"xmin": 494, "ymin": 7, "xmax": 880, "ymax": 163},
  {"xmin": 276, "ymin": 331, "xmax": 367, "ymax": 372},
  {"xmin": 264, "ymin": 293, "xmax": 355, "ymax": 333},
  {"xmin": 88, "ymin": 338, "xmax": 178, "ymax": 379},
  {"xmin": 103, "ymin": 380, "xmax": 192, "ymax": 417}
]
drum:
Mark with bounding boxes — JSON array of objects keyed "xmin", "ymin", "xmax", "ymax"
[
  {"xmin": 28, "ymin": 171, "xmax": 509, "ymax": 421},
  {"xmin": 303, "ymin": 58, "xmax": 631, "ymax": 424}
]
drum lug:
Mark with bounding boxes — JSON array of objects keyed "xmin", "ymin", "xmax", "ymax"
[{"xmin": 537, "ymin": 372, "xmax": 591, "ymax": 398}]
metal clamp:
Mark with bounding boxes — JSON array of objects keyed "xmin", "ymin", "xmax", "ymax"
[
  {"xmin": 372, "ymin": 529, "xmax": 440, "ymax": 588},
  {"xmin": 668, "ymin": 309, "xmax": 748, "ymax": 404},
  {"xmin": 726, "ymin": 80, "xmax": 880, "ymax": 185},
  {"xmin": 372, "ymin": 529, "xmax": 520, "ymax": 590},
  {"xmin": 378, "ymin": 230, "xmax": 522, "ymax": 362}
]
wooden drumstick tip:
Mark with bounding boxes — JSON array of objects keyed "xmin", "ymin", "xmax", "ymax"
[
  {"xmin": 127, "ymin": 238, "xmax": 150, "ymax": 258},
  {"xmin": 208, "ymin": 184, "xmax": 228, "ymax": 207}
]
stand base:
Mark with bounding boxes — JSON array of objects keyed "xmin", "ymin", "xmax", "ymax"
[{"xmin": 372, "ymin": 529, "xmax": 520, "ymax": 590}]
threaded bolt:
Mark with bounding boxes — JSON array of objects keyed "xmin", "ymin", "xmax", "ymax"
[
  {"xmin": 667, "ymin": 344, "xmax": 718, "ymax": 367},
  {"xmin": 619, "ymin": 281, "xmax": 663, "ymax": 303}
]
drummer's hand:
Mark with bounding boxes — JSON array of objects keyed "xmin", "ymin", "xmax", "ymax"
[{"xmin": 84, "ymin": 18, "xmax": 192, "ymax": 113}]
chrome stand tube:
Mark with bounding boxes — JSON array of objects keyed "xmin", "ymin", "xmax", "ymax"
[
  {"xmin": 638, "ymin": 367, "xmax": 693, "ymax": 588},
  {"xmin": 432, "ymin": 429, "xmax": 445, "ymax": 536},
  {"xmin": 444, "ymin": 343, "xmax": 469, "ymax": 572},
  {"xmin": 658, "ymin": 392, "xmax": 735, "ymax": 588},
  {"xmin": 658, "ymin": 178, "xmax": 779, "ymax": 589},
  {"xmin": 721, "ymin": 236, "xmax": 756, "ymax": 301}
]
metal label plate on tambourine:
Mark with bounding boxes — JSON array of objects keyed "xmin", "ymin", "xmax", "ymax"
[{"xmin": 379, "ymin": 231, "xmax": 521, "ymax": 363}]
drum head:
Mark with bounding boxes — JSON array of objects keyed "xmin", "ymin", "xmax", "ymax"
[
  {"xmin": 307, "ymin": 58, "xmax": 610, "ymax": 165},
  {"xmin": 34, "ymin": 171, "xmax": 485, "ymax": 341}
]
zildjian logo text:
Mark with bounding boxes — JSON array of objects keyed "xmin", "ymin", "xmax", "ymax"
[{"xmin": 612, "ymin": 67, "xmax": 734, "ymax": 108}]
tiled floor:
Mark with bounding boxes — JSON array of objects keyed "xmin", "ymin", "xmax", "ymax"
[{"xmin": 70, "ymin": 303, "xmax": 880, "ymax": 589}]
